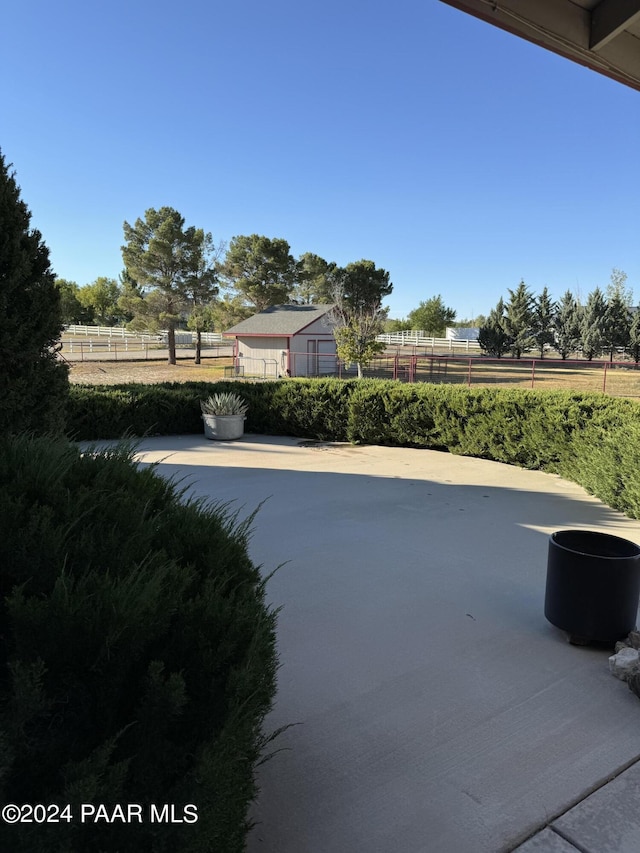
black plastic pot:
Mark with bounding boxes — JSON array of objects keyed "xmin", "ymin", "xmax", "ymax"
[{"xmin": 545, "ymin": 530, "xmax": 640, "ymax": 644}]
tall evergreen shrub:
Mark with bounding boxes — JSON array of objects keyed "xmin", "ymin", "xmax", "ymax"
[
  {"xmin": 0, "ymin": 436, "xmax": 279, "ymax": 853},
  {"xmin": 0, "ymin": 151, "xmax": 68, "ymax": 435}
]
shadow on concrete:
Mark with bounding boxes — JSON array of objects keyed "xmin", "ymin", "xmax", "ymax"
[{"xmin": 129, "ymin": 436, "xmax": 640, "ymax": 853}]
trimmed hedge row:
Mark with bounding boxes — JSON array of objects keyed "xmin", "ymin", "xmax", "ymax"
[
  {"xmin": 68, "ymin": 378, "xmax": 640, "ymax": 519},
  {"xmin": 0, "ymin": 436, "xmax": 278, "ymax": 852},
  {"xmin": 67, "ymin": 380, "xmax": 354, "ymax": 441}
]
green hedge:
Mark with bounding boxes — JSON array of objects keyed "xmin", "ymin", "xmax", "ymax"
[
  {"xmin": 67, "ymin": 379, "xmax": 356, "ymax": 441},
  {"xmin": 68, "ymin": 378, "xmax": 640, "ymax": 519},
  {"xmin": 0, "ymin": 436, "xmax": 278, "ymax": 853}
]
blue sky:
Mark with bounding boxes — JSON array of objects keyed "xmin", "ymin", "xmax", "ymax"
[{"xmin": 2, "ymin": 0, "xmax": 638, "ymax": 321}]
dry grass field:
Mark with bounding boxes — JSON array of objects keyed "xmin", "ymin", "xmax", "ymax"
[
  {"xmin": 67, "ymin": 358, "xmax": 234, "ymax": 385},
  {"xmin": 364, "ymin": 353, "xmax": 640, "ymax": 398},
  {"xmin": 64, "ymin": 345, "xmax": 640, "ymax": 399},
  {"xmin": 415, "ymin": 358, "xmax": 640, "ymax": 397}
]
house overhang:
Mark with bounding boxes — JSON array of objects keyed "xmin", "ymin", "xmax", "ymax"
[{"xmin": 439, "ymin": 0, "xmax": 640, "ymax": 92}]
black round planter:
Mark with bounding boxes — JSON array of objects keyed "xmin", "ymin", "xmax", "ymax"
[{"xmin": 545, "ymin": 530, "xmax": 640, "ymax": 645}]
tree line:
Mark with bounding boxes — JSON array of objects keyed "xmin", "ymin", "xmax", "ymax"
[
  {"xmin": 57, "ymin": 206, "xmax": 394, "ymax": 367},
  {"xmin": 384, "ymin": 295, "xmax": 459, "ymax": 337},
  {"xmin": 477, "ymin": 271, "xmax": 638, "ymax": 362}
]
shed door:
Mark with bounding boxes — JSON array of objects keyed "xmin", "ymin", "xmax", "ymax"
[
  {"xmin": 307, "ymin": 340, "xmax": 317, "ymax": 376},
  {"xmin": 318, "ymin": 340, "xmax": 335, "ymax": 375}
]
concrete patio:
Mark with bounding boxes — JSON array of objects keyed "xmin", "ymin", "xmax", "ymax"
[{"xmin": 133, "ymin": 434, "xmax": 640, "ymax": 853}]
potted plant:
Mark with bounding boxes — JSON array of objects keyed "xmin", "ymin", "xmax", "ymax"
[{"xmin": 200, "ymin": 391, "xmax": 249, "ymax": 441}]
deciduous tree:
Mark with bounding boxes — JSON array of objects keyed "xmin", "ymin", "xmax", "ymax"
[
  {"xmin": 55, "ymin": 278, "xmax": 91, "ymax": 325},
  {"xmin": 606, "ymin": 268, "xmax": 633, "ymax": 307},
  {"xmin": 77, "ymin": 276, "xmax": 123, "ymax": 325},
  {"xmin": 330, "ymin": 259, "xmax": 392, "ymax": 377},
  {"xmin": 384, "ymin": 317, "xmax": 412, "ymax": 333},
  {"xmin": 455, "ymin": 314, "xmax": 487, "ymax": 329},
  {"xmin": 407, "ymin": 295, "xmax": 456, "ymax": 337}
]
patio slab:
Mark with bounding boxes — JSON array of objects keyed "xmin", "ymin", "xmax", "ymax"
[{"xmin": 132, "ymin": 434, "xmax": 640, "ymax": 853}]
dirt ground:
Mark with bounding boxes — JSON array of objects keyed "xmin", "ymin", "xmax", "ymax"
[
  {"xmin": 68, "ymin": 357, "xmax": 233, "ymax": 385},
  {"xmin": 66, "ymin": 353, "xmax": 640, "ymax": 398}
]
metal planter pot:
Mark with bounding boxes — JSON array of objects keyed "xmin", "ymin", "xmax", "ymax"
[
  {"xmin": 202, "ymin": 414, "xmax": 246, "ymax": 441},
  {"xmin": 544, "ymin": 529, "xmax": 640, "ymax": 645}
]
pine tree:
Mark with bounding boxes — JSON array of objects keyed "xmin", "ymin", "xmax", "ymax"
[
  {"xmin": 0, "ymin": 151, "xmax": 68, "ymax": 435},
  {"xmin": 553, "ymin": 290, "xmax": 581, "ymax": 360},
  {"xmin": 531, "ymin": 287, "xmax": 556, "ymax": 358},
  {"xmin": 504, "ymin": 281, "xmax": 535, "ymax": 358},
  {"xmin": 603, "ymin": 291, "xmax": 631, "ymax": 361},
  {"xmin": 182, "ymin": 231, "xmax": 222, "ymax": 364},
  {"xmin": 121, "ymin": 207, "xmax": 203, "ymax": 364},
  {"xmin": 478, "ymin": 298, "xmax": 512, "ymax": 358},
  {"xmin": 603, "ymin": 269, "xmax": 632, "ymax": 362},
  {"xmin": 580, "ymin": 287, "xmax": 606, "ymax": 361},
  {"xmin": 629, "ymin": 310, "xmax": 640, "ymax": 364}
]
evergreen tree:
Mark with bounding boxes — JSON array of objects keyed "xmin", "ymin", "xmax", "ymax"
[
  {"xmin": 628, "ymin": 310, "xmax": 640, "ymax": 364},
  {"xmin": 504, "ymin": 280, "xmax": 534, "ymax": 358},
  {"xmin": 580, "ymin": 287, "xmax": 606, "ymax": 360},
  {"xmin": 553, "ymin": 290, "xmax": 581, "ymax": 360},
  {"xmin": 210, "ymin": 293, "xmax": 253, "ymax": 330},
  {"xmin": 182, "ymin": 231, "xmax": 222, "ymax": 363},
  {"xmin": 478, "ymin": 298, "xmax": 512, "ymax": 358},
  {"xmin": 296, "ymin": 252, "xmax": 340, "ymax": 304},
  {"xmin": 531, "ymin": 286, "xmax": 556, "ymax": 358},
  {"xmin": 603, "ymin": 291, "xmax": 631, "ymax": 361},
  {"xmin": 122, "ymin": 207, "xmax": 201, "ymax": 364},
  {"xmin": 603, "ymin": 268, "xmax": 632, "ymax": 361},
  {"xmin": 117, "ymin": 268, "xmax": 143, "ymax": 325},
  {"xmin": 222, "ymin": 234, "xmax": 298, "ymax": 312},
  {"xmin": 0, "ymin": 151, "xmax": 68, "ymax": 435}
]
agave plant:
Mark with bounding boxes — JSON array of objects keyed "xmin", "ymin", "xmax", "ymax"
[{"xmin": 200, "ymin": 392, "xmax": 249, "ymax": 417}]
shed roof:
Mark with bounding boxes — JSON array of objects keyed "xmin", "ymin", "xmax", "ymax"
[{"xmin": 226, "ymin": 304, "xmax": 335, "ymax": 337}]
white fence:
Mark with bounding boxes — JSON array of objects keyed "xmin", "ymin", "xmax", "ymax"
[
  {"xmin": 376, "ymin": 332, "xmax": 481, "ymax": 351},
  {"xmin": 63, "ymin": 325, "xmax": 228, "ymax": 344}
]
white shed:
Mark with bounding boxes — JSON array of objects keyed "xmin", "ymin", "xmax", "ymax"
[{"xmin": 225, "ymin": 304, "xmax": 337, "ymax": 378}]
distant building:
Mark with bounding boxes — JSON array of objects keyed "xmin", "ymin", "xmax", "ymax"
[
  {"xmin": 446, "ymin": 327, "xmax": 480, "ymax": 341},
  {"xmin": 226, "ymin": 304, "xmax": 337, "ymax": 378}
]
